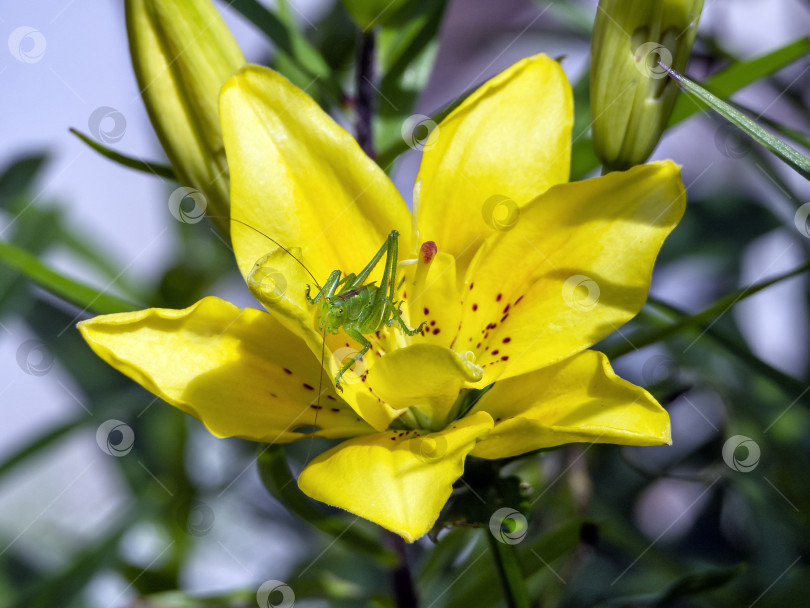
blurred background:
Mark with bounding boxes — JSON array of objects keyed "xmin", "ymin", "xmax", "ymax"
[{"xmin": 1, "ymin": 0, "xmax": 809, "ymax": 606}]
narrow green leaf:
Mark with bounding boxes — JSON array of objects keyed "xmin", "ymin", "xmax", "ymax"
[
  {"xmin": 643, "ymin": 297, "xmax": 810, "ymax": 402},
  {"xmin": 0, "ymin": 153, "xmax": 48, "ymax": 203},
  {"xmin": 9, "ymin": 520, "xmax": 130, "ymax": 608},
  {"xmin": 229, "ymin": 0, "xmax": 342, "ymax": 103},
  {"xmin": 0, "ymin": 418, "xmax": 85, "ymax": 478},
  {"xmin": 0, "ymin": 240, "xmax": 141, "ymax": 314},
  {"xmin": 256, "ymin": 445, "xmax": 398, "ymax": 565},
  {"xmin": 660, "ymin": 63, "xmax": 810, "ymax": 180},
  {"xmin": 669, "ymin": 37, "xmax": 810, "ymax": 124},
  {"xmin": 70, "ymin": 128, "xmax": 175, "ymax": 179},
  {"xmin": 596, "ymin": 563, "xmax": 745, "ymax": 607},
  {"xmin": 606, "ymin": 258, "xmax": 810, "ymax": 359}
]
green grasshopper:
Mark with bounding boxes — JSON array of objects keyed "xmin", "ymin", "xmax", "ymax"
[
  {"xmin": 230, "ymin": 219, "xmax": 424, "ymax": 391},
  {"xmin": 305, "ymin": 230, "xmax": 424, "ymax": 390}
]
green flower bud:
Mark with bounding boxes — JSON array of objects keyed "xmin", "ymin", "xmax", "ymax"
[
  {"xmin": 126, "ymin": 0, "xmax": 245, "ymax": 233},
  {"xmin": 590, "ymin": 0, "xmax": 703, "ymax": 171}
]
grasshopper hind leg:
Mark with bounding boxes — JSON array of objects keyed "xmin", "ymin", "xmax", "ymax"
[{"xmin": 384, "ymin": 301, "xmax": 425, "ymax": 336}]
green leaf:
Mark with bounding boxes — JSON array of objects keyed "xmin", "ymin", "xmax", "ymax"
[
  {"xmin": 8, "ymin": 521, "xmax": 130, "ymax": 608},
  {"xmin": 0, "ymin": 240, "xmax": 141, "ymax": 314},
  {"xmin": 669, "ymin": 37, "xmax": 810, "ymax": 124},
  {"xmin": 229, "ymin": 0, "xmax": 342, "ymax": 103},
  {"xmin": 256, "ymin": 445, "xmax": 398, "ymax": 565},
  {"xmin": 375, "ymin": 0, "xmax": 448, "ymax": 164},
  {"xmin": 607, "ymin": 258, "xmax": 810, "ymax": 361},
  {"xmin": 596, "ymin": 563, "xmax": 745, "ymax": 606},
  {"xmin": 0, "ymin": 153, "xmax": 48, "ymax": 204},
  {"xmin": 0, "ymin": 418, "xmax": 85, "ymax": 478},
  {"xmin": 70, "ymin": 129, "xmax": 175, "ymax": 179},
  {"xmin": 642, "ymin": 297, "xmax": 810, "ymax": 403},
  {"xmin": 660, "ymin": 63, "xmax": 810, "ymax": 180}
]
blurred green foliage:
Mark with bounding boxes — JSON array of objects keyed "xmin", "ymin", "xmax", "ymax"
[{"xmin": 1, "ymin": 1, "xmax": 809, "ymax": 607}]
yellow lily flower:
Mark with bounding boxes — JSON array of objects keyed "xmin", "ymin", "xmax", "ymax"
[{"xmin": 78, "ymin": 54, "xmax": 686, "ymax": 543}]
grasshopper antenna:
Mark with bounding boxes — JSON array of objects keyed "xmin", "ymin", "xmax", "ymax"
[
  {"xmin": 303, "ymin": 319, "xmax": 328, "ymax": 468},
  {"xmin": 207, "ymin": 215, "xmax": 329, "ymax": 467},
  {"xmin": 206, "ymin": 216, "xmax": 323, "ymax": 290}
]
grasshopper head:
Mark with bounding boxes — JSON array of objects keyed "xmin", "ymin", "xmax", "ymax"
[{"xmin": 321, "ymin": 298, "xmax": 347, "ymax": 334}]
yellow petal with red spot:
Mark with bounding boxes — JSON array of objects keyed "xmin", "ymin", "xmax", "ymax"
[
  {"xmin": 298, "ymin": 411, "xmax": 494, "ymax": 542},
  {"xmin": 407, "ymin": 251, "xmax": 462, "ymax": 349},
  {"xmin": 459, "ymin": 161, "xmax": 685, "ymax": 385},
  {"xmin": 220, "ymin": 65, "xmax": 413, "ymax": 288},
  {"xmin": 77, "ymin": 297, "xmax": 373, "ymax": 442},
  {"xmin": 471, "ymin": 350, "xmax": 670, "ymax": 459},
  {"xmin": 416, "ymin": 54, "xmax": 573, "ymax": 283}
]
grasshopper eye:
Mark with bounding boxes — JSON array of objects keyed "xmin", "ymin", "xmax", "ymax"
[{"xmin": 339, "ymin": 307, "xmax": 344, "ymax": 314}]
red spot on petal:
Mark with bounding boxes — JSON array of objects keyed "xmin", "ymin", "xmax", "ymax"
[
  {"xmin": 501, "ymin": 356, "xmax": 509, "ymax": 361},
  {"xmin": 469, "ymin": 283, "xmax": 474, "ymax": 290},
  {"xmin": 303, "ymin": 383, "xmax": 314, "ymax": 390},
  {"xmin": 283, "ymin": 368, "xmax": 293, "ymax": 375},
  {"xmin": 496, "ymin": 293, "xmax": 502, "ymax": 302},
  {"xmin": 432, "ymin": 328, "xmax": 440, "ymax": 335},
  {"xmin": 492, "ymin": 350, "xmax": 499, "ymax": 356},
  {"xmin": 423, "ymin": 307, "xmax": 430, "ymax": 315},
  {"xmin": 502, "ymin": 337, "xmax": 511, "ymax": 343},
  {"xmin": 472, "ymin": 303, "xmax": 478, "ymax": 311}
]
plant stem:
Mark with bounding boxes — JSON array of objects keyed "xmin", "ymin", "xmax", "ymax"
[
  {"xmin": 355, "ymin": 29, "xmax": 376, "ymax": 158},
  {"xmin": 388, "ymin": 532, "xmax": 419, "ymax": 607},
  {"xmin": 485, "ymin": 529, "xmax": 531, "ymax": 608}
]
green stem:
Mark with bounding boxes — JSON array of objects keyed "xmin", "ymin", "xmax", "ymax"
[
  {"xmin": 388, "ymin": 532, "xmax": 419, "ymax": 608},
  {"xmin": 356, "ymin": 29, "xmax": 376, "ymax": 158},
  {"xmin": 485, "ymin": 529, "xmax": 531, "ymax": 608}
]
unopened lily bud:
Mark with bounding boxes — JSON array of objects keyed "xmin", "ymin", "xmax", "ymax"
[
  {"xmin": 590, "ymin": 0, "xmax": 703, "ymax": 171},
  {"xmin": 126, "ymin": 0, "xmax": 245, "ymax": 233}
]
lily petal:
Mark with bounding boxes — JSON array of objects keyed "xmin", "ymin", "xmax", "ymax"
[
  {"xmin": 367, "ymin": 343, "xmax": 483, "ymax": 424},
  {"xmin": 407, "ymin": 251, "xmax": 463, "ymax": 349},
  {"xmin": 77, "ymin": 297, "xmax": 373, "ymax": 442},
  {"xmin": 459, "ymin": 161, "xmax": 685, "ymax": 385},
  {"xmin": 470, "ymin": 350, "xmax": 670, "ymax": 459},
  {"xmin": 416, "ymin": 54, "xmax": 573, "ymax": 282},
  {"xmin": 221, "ymin": 65, "xmax": 413, "ymax": 287},
  {"xmin": 298, "ymin": 411, "xmax": 494, "ymax": 542}
]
